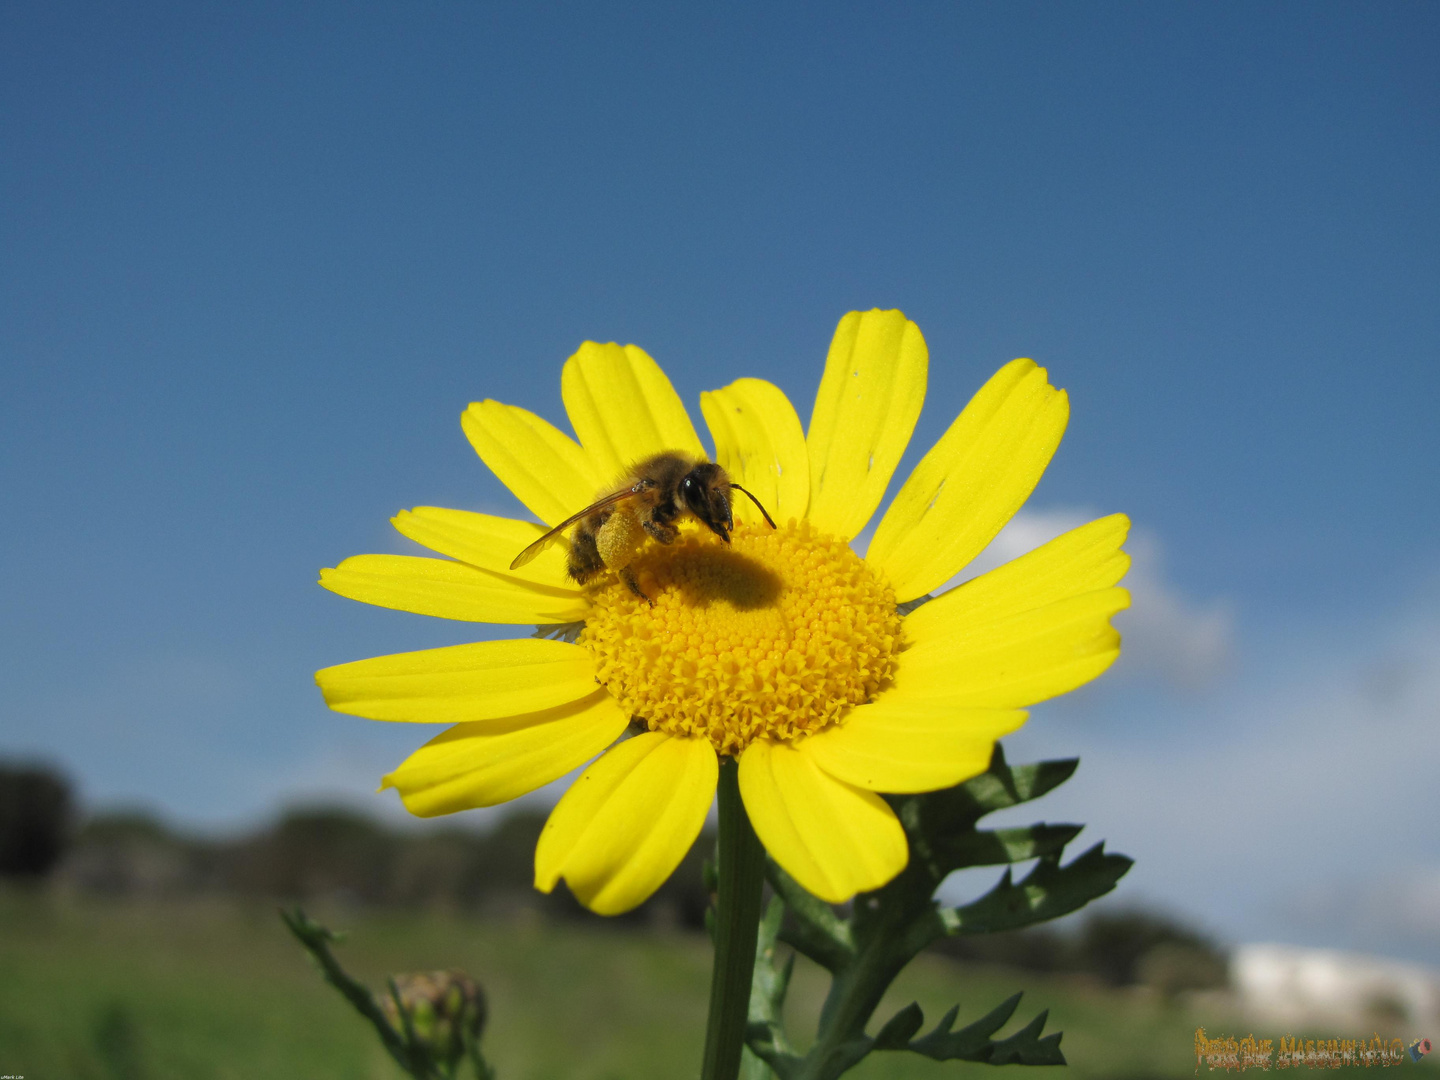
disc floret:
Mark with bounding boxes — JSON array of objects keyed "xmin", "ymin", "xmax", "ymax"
[{"xmin": 580, "ymin": 520, "xmax": 903, "ymax": 755}]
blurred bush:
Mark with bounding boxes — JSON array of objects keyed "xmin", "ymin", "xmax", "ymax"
[
  {"xmin": 1076, "ymin": 909, "xmax": 1227, "ymax": 990},
  {"xmin": 227, "ymin": 808, "xmax": 400, "ymax": 902},
  {"xmin": 0, "ymin": 762, "xmax": 75, "ymax": 878},
  {"xmin": 61, "ymin": 811, "xmax": 219, "ymax": 895},
  {"xmin": 1134, "ymin": 940, "xmax": 1231, "ymax": 997},
  {"xmin": 930, "ymin": 925, "xmax": 1071, "ymax": 973}
]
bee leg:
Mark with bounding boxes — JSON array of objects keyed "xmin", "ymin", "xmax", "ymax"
[
  {"xmin": 621, "ymin": 566, "xmax": 654, "ymax": 606},
  {"xmin": 566, "ymin": 531, "xmax": 605, "ymax": 585},
  {"xmin": 642, "ymin": 520, "xmax": 680, "ymax": 545}
]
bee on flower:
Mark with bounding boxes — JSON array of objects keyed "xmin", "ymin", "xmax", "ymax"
[
  {"xmin": 508, "ymin": 450, "xmax": 777, "ymax": 604},
  {"xmin": 316, "ymin": 310, "xmax": 1130, "ymax": 914}
]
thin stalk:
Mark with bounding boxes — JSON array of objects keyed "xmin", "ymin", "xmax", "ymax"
[{"xmin": 700, "ymin": 757, "xmax": 767, "ymax": 1080}]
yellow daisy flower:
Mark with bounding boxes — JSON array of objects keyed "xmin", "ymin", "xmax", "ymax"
[{"xmin": 316, "ymin": 310, "xmax": 1130, "ymax": 915}]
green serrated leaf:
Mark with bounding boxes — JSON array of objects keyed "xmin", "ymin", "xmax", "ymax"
[
  {"xmin": 872, "ymin": 1002, "xmax": 925, "ymax": 1050},
  {"xmin": 905, "ymin": 992, "xmax": 1064, "ymax": 1065},
  {"xmin": 888, "ymin": 753, "xmax": 1083, "ymax": 893},
  {"xmin": 987, "ymin": 1008, "xmax": 1066, "ymax": 1066},
  {"xmin": 895, "ymin": 594, "xmax": 936, "ymax": 616},
  {"xmin": 751, "ymin": 897, "xmax": 793, "ymax": 1027},
  {"xmin": 531, "ymin": 621, "xmax": 585, "ymax": 642},
  {"xmin": 815, "ymin": 1039, "xmax": 875, "ymax": 1078},
  {"xmin": 971, "ymin": 745, "xmax": 1080, "ymax": 808},
  {"xmin": 927, "ymin": 823, "xmax": 1084, "ymax": 871},
  {"xmin": 896, "ymin": 749, "xmax": 1080, "ymax": 842},
  {"xmin": 934, "ymin": 994, "xmax": 1018, "ymax": 1045},
  {"xmin": 742, "ymin": 1017, "xmax": 788, "ymax": 1080},
  {"xmin": 943, "ymin": 843, "xmax": 1133, "ymax": 936}
]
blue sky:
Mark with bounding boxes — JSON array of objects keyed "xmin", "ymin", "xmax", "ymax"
[{"xmin": 3, "ymin": 2, "xmax": 1437, "ymax": 962}]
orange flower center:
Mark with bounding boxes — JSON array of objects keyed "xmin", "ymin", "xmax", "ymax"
[{"xmin": 579, "ymin": 519, "xmax": 902, "ymax": 755}]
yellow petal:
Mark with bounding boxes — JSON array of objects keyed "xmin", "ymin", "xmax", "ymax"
[
  {"xmin": 805, "ymin": 310, "xmax": 927, "ymax": 540},
  {"xmin": 561, "ymin": 342, "xmax": 706, "ymax": 479},
  {"xmin": 912, "ymin": 513, "xmax": 1131, "ymax": 627},
  {"xmin": 699, "ymin": 377, "xmax": 810, "ymax": 526},
  {"xmin": 868, "ymin": 359, "xmax": 1070, "ymax": 601},
  {"xmin": 391, "ymin": 506, "xmax": 574, "ymax": 591},
  {"xmin": 381, "ymin": 690, "xmax": 628, "ymax": 816},
  {"xmin": 319, "ymin": 555, "xmax": 587, "ymax": 624},
  {"xmin": 461, "ymin": 400, "xmax": 606, "ymax": 527},
  {"xmin": 316, "ymin": 638, "xmax": 598, "ymax": 723},
  {"xmin": 534, "ymin": 732, "xmax": 718, "ymax": 915},
  {"xmin": 896, "ymin": 587, "xmax": 1131, "ymax": 708},
  {"xmin": 892, "ymin": 514, "xmax": 1131, "ymax": 707},
  {"xmin": 737, "ymin": 739, "xmax": 906, "ymax": 903},
  {"xmin": 800, "ymin": 703, "xmax": 1026, "ymax": 793}
]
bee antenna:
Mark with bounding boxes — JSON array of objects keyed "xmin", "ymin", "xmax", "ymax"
[{"xmin": 729, "ymin": 484, "xmax": 777, "ymax": 530}]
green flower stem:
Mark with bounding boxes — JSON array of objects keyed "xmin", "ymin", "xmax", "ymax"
[{"xmin": 701, "ymin": 757, "xmax": 767, "ymax": 1080}]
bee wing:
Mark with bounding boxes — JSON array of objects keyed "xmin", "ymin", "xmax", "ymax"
[{"xmin": 509, "ymin": 486, "xmax": 648, "ymax": 570}]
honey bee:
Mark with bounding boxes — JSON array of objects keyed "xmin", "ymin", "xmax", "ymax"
[{"xmin": 510, "ymin": 451, "xmax": 776, "ymax": 602}]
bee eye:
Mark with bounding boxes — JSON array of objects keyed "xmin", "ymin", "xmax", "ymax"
[{"xmin": 683, "ymin": 477, "xmax": 695, "ymax": 491}]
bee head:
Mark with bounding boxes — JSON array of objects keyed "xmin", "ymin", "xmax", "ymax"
[{"xmin": 680, "ymin": 462, "xmax": 733, "ymax": 543}]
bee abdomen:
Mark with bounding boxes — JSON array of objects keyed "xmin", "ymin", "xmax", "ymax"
[{"xmin": 566, "ymin": 528, "xmax": 605, "ymax": 583}]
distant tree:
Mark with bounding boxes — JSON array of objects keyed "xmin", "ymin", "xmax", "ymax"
[
  {"xmin": 1135, "ymin": 939, "xmax": 1231, "ymax": 997},
  {"xmin": 64, "ymin": 811, "xmax": 213, "ymax": 895},
  {"xmin": 648, "ymin": 828, "xmax": 715, "ymax": 930},
  {"xmin": 390, "ymin": 828, "xmax": 488, "ymax": 908},
  {"xmin": 0, "ymin": 763, "xmax": 75, "ymax": 878},
  {"xmin": 230, "ymin": 807, "xmax": 398, "ymax": 902},
  {"xmin": 1075, "ymin": 909, "xmax": 1225, "ymax": 987},
  {"xmin": 77, "ymin": 811, "xmax": 177, "ymax": 847},
  {"xmin": 451, "ymin": 809, "xmax": 715, "ymax": 928},
  {"xmin": 929, "ymin": 906, "xmax": 1229, "ymax": 993},
  {"xmin": 53, "ymin": 797, "xmax": 721, "ymax": 932},
  {"xmin": 930, "ymin": 926, "xmax": 1070, "ymax": 973},
  {"xmin": 465, "ymin": 810, "xmax": 550, "ymax": 897}
]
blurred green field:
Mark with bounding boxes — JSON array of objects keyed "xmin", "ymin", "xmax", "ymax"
[{"xmin": 0, "ymin": 889, "xmax": 1427, "ymax": 1080}]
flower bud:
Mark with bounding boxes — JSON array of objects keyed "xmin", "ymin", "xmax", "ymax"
[{"xmin": 379, "ymin": 969, "xmax": 487, "ymax": 1067}]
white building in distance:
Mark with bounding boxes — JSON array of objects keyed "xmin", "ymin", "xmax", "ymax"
[{"xmin": 1232, "ymin": 944, "xmax": 1440, "ymax": 1032}]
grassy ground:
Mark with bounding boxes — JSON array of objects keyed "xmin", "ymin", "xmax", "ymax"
[{"xmin": 0, "ymin": 889, "xmax": 1428, "ymax": 1080}]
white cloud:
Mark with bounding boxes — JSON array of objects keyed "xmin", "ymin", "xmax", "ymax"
[
  {"xmin": 990, "ymin": 582, "xmax": 1440, "ymax": 963},
  {"xmin": 953, "ymin": 508, "xmax": 1235, "ymax": 690},
  {"xmin": 1113, "ymin": 529, "xmax": 1234, "ymax": 689}
]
